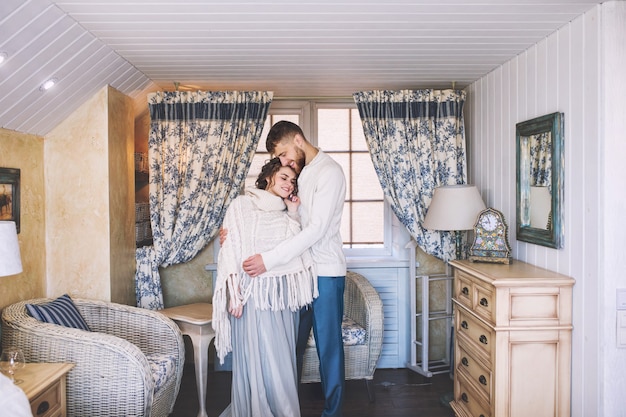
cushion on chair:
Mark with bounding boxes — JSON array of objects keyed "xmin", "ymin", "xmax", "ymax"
[
  {"xmin": 146, "ymin": 353, "xmax": 178, "ymax": 392},
  {"xmin": 307, "ymin": 316, "xmax": 366, "ymax": 347},
  {"xmin": 25, "ymin": 294, "xmax": 91, "ymax": 331}
]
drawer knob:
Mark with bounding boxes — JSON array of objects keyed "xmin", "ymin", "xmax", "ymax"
[
  {"xmin": 461, "ymin": 357, "xmax": 469, "ymax": 367},
  {"xmin": 37, "ymin": 401, "xmax": 50, "ymax": 415},
  {"xmin": 480, "ymin": 297, "xmax": 489, "ymax": 307},
  {"xmin": 479, "ymin": 375, "xmax": 487, "ymax": 385},
  {"xmin": 462, "ymin": 286, "xmax": 469, "ymax": 296},
  {"xmin": 479, "ymin": 335, "xmax": 488, "ymax": 345},
  {"xmin": 461, "ymin": 393, "xmax": 469, "ymax": 403},
  {"xmin": 461, "ymin": 321, "xmax": 468, "ymax": 330}
]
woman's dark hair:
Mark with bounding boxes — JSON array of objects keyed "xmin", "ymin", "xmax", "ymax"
[{"xmin": 255, "ymin": 157, "xmax": 298, "ymax": 195}]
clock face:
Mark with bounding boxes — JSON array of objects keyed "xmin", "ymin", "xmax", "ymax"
[{"xmin": 480, "ymin": 213, "xmax": 498, "ymax": 231}]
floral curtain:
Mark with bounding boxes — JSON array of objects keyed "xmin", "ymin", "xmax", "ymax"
[
  {"xmin": 136, "ymin": 91, "xmax": 273, "ymax": 309},
  {"xmin": 529, "ymin": 132, "xmax": 552, "ymax": 189},
  {"xmin": 353, "ymin": 89, "xmax": 467, "ymax": 261}
]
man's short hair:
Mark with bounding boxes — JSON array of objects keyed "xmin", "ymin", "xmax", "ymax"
[{"xmin": 266, "ymin": 120, "xmax": 305, "ymax": 154}]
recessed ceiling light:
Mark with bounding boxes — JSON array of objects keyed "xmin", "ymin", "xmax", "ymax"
[
  {"xmin": 40, "ymin": 78, "xmax": 58, "ymax": 91},
  {"xmin": 0, "ymin": 52, "xmax": 7, "ymax": 65}
]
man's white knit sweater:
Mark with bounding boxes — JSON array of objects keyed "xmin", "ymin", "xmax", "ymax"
[
  {"xmin": 212, "ymin": 187, "xmax": 317, "ymax": 363},
  {"xmin": 261, "ymin": 149, "xmax": 347, "ymax": 276}
]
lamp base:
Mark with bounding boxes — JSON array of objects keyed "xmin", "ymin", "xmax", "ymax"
[{"xmin": 454, "ymin": 230, "xmax": 463, "ymax": 260}]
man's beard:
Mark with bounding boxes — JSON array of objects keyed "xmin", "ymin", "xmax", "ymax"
[{"xmin": 294, "ymin": 148, "xmax": 306, "ymax": 174}]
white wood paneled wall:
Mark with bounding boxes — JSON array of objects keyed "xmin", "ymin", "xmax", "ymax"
[
  {"xmin": 465, "ymin": 5, "xmax": 606, "ymax": 416},
  {"xmin": 599, "ymin": 3, "xmax": 626, "ymax": 417}
]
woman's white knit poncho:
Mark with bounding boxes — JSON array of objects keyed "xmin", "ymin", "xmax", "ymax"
[{"xmin": 212, "ymin": 187, "xmax": 317, "ymax": 363}]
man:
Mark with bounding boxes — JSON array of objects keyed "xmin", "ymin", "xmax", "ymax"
[{"xmin": 242, "ymin": 120, "xmax": 347, "ymax": 417}]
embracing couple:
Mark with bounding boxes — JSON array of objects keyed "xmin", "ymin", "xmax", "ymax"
[{"xmin": 212, "ymin": 120, "xmax": 347, "ymax": 417}]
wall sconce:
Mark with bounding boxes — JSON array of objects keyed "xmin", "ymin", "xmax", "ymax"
[
  {"xmin": 0, "ymin": 221, "xmax": 23, "ymax": 277},
  {"xmin": 423, "ymin": 185, "xmax": 486, "ymax": 260}
]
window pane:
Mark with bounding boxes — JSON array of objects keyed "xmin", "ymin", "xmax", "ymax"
[
  {"xmin": 351, "ymin": 109, "xmax": 368, "ymax": 151},
  {"xmin": 352, "ymin": 202, "xmax": 384, "ymax": 244},
  {"xmin": 352, "ymin": 153, "xmax": 383, "ymax": 200},
  {"xmin": 341, "ymin": 203, "xmax": 351, "ymax": 244},
  {"xmin": 245, "ymin": 154, "xmax": 270, "ymax": 189},
  {"xmin": 318, "ymin": 109, "xmax": 349, "ymax": 151},
  {"xmin": 328, "ymin": 152, "xmax": 350, "ymax": 198}
]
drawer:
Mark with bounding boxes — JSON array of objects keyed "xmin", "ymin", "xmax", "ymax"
[
  {"xmin": 453, "ymin": 372, "xmax": 491, "ymax": 417},
  {"xmin": 473, "ymin": 283, "xmax": 495, "ymax": 324},
  {"xmin": 457, "ymin": 309, "xmax": 494, "ymax": 362},
  {"xmin": 30, "ymin": 380, "xmax": 62, "ymax": 417},
  {"xmin": 455, "ymin": 270, "xmax": 496, "ymax": 326},
  {"xmin": 455, "ymin": 271, "xmax": 473, "ymax": 309},
  {"xmin": 456, "ymin": 341, "xmax": 492, "ymax": 403}
]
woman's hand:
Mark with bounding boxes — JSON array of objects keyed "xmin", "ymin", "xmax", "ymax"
[
  {"xmin": 229, "ymin": 303, "xmax": 243, "ymax": 318},
  {"xmin": 219, "ymin": 227, "xmax": 228, "ymax": 245},
  {"xmin": 285, "ymin": 194, "xmax": 300, "ymax": 212}
]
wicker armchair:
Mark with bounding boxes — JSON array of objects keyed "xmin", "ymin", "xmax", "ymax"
[
  {"xmin": 301, "ymin": 271, "xmax": 384, "ymax": 401},
  {"xmin": 1, "ymin": 298, "xmax": 185, "ymax": 417}
]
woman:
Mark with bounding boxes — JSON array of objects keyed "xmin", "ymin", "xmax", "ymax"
[{"xmin": 213, "ymin": 158, "xmax": 317, "ymax": 417}]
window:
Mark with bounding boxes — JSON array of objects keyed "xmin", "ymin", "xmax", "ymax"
[
  {"xmin": 248, "ymin": 100, "xmax": 397, "ymax": 257},
  {"xmin": 315, "ymin": 105, "xmax": 386, "ymax": 250}
]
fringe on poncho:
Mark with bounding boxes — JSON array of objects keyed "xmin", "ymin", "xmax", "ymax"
[{"xmin": 212, "ymin": 188, "xmax": 318, "ymax": 364}]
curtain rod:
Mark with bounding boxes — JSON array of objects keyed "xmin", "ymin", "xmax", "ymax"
[
  {"xmin": 273, "ymin": 83, "xmax": 458, "ymax": 100},
  {"xmin": 273, "ymin": 96, "xmax": 353, "ymax": 100}
]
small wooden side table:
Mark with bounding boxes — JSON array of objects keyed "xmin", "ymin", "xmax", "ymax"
[
  {"xmin": 161, "ymin": 302, "xmax": 214, "ymax": 417},
  {"xmin": 18, "ymin": 362, "xmax": 74, "ymax": 417}
]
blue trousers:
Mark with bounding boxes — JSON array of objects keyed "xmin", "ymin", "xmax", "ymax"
[{"xmin": 296, "ymin": 276, "xmax": 345, "ymax": 417}]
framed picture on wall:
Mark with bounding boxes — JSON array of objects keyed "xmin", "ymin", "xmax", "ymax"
[{"xmin": 0, "ymin": 167, "xmax": 20, "ymax": 233}]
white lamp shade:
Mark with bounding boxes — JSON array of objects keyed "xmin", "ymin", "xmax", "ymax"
[
  {"xmin": 0, "ymin": 221, "xmax": 23, "ymax": 277},
  {"xmin": 423, "ymin": 185, "xmax": 486, "ymax": 231}
]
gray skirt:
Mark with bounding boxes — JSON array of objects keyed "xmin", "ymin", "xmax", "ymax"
[{"xmin": 219, "ymin": 293, "xmax": 301, "ymax": 417}]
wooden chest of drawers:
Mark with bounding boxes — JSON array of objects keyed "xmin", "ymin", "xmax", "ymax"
[{"xmin": 449, "ymin": 260, "xmax": 574, "ymax": 417}]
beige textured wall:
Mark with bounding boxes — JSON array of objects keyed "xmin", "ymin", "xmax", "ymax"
[
  {"xmin": 160, "ymin": 244, "xmax": 216, "ymax": 307},
  {"xmin": 107, "ymin": 87, "xmax": 136, "ymax": 305},
  {"xmin": 45, "ymin": 86, "xmax": 135, "ymax": 304},
  {"xmin": 0, "ymin": 129, "xmax": 45, "ymax": 311}
]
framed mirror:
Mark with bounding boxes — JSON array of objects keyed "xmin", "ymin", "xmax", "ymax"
[{"xmin": 515, "ymin": 112, "xmax": 564, "ymax": 248}]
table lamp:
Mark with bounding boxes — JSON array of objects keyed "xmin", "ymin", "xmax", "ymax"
[
  {"xmin": 0, "ymin": 221, "xmax": 23, "ymax": 277},
  {"xmin": 423, "ymin": 185, "xmax": 486, "ymax": 260}
]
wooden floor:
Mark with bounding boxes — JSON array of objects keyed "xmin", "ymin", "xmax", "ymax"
[{"xmin": 171, "ymin": 363, "xmax": 455, "ymax": 417}]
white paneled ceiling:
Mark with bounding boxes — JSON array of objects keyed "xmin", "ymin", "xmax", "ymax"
[{"xmin": 0, "ymin": 0, "xmax": 606, "ymax": 136}]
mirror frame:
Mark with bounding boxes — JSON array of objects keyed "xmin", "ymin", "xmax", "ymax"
[{"xmin": 515, "ymin": 112, "xmax": 564, "ymax": 249}]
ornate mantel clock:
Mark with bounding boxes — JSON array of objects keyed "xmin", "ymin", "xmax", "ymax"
[{"xmin": 469, "ymin": 208, "xmax": 512, "ymax": 264}]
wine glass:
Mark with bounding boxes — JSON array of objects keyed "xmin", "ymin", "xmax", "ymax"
[{"xmin": 0, "ymin": 347, "xmax": 26, "ymax": 384}]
